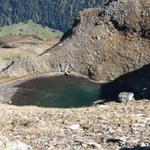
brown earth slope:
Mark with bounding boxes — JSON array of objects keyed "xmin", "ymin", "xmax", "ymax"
[
  {"xmin": 0, "ymin": 35, "xmax": 59, "ymax": 83},
  {"xmin": 0, "ymin": 0, "xmax": 149, "ymax": 82},
  {"xmin": 41, "ymin": 0, "xmax": 150, "ymax": 81}
]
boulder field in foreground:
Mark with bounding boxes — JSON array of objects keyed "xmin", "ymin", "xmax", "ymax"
[{"xmin": 0, "ymin": 101, "xmax": 149, "ymax": 150}]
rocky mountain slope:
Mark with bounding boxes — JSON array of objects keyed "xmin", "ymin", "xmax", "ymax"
[
  {"xmin": 0, "ymin": 1, "xmax": 149, "ymax": 149},
  {"xmin": 0, "ymin": 0, "xmax": 149, "ymax": 91},
  {"xmin": 42, "ymin": 0, "xmax": 150, "ymax": 81},
  {"xmin": 0, "ymin": 0, "xmax": 149, "ymax": 81},
  {"xmin": 0, "ymin": 35, "xmax": 60, "ymax": 83}
]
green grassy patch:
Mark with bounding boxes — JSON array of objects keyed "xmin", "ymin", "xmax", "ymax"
[{"xmin": 0, "ymin": 20, "xmax": 63, "ymax": 38}]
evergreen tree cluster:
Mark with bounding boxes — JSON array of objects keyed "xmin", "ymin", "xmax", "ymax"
[{"xmin": 0, "ymin": 0, "xmax": 106, "ymax": 31}]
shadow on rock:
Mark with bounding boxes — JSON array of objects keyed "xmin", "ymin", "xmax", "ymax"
[
  {"xmin": 120, "ymin": 146, "xmax": 150, "ymax": 150},
  {"xmin": 100, "ymin": 64, "xmax": 150, "ymax": 101}
]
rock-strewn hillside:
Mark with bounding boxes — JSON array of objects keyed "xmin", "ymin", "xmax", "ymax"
[
  {"xmin": 42, "ymin": 0, "xmax": 150, "ymax": 80},
  {"xmin": 0, "ymin": 1, "xmax": 149, "ymax": 149},
  {"xmin": 0, "ymin": 0, "xmax": 149, "ymax": 83},
  {"xmin": 0, "ymin": 35, "xmax": 59, "ymax": 83}
]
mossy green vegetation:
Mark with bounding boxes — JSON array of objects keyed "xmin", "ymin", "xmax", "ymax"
[{"xmin": 0, "ymin": 20, "xmax": 63, "ymax": 38}]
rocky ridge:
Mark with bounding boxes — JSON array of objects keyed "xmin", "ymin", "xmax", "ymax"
[{"xmin": 42, "ymin": 0, "xmax": 150, "ymax": 81}]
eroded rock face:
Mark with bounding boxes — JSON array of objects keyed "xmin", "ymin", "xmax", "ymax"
[{"xmin": 42, "ymin": 0, "xmax": 150, "ymax": 80}]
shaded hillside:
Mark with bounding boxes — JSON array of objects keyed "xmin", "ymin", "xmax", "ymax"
[{"xmin": 0, "ymin": 0, "xmax": 107, "ymax": 31}]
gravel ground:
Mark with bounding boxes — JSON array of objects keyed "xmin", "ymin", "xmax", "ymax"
[{"xmin": 0, "ymin": 100, "xmax": 149, "ymax": 150}]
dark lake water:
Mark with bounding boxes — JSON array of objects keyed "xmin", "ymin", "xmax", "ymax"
[
  {"xmin": 6, "ymin": 65, "xmax": 148, "ymax": 108},
  {"xmin": 11, "ymin": 75, "xmax": 101, "ymax": 108}
]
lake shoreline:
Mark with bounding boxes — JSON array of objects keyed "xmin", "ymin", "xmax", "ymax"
[{"xmin": 0, "ymin": 72, "xmax": 109, "ymax": 87}]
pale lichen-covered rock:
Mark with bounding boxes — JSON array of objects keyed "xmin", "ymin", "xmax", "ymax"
[
  {"xmin": 118, "ymin": 92, "xmax": 134, "ymax": 103},
  {"xmin": 5, "ymin": 140, "xmax": 32, "ymax": 150}
]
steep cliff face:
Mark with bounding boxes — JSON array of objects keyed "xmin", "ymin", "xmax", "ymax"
[
  {"xmin": 0, "ymin": 0, "xmax": 106, "ymax": 31},
  {"xmin": 42, "ymin": 0, "xmax": 150, "ymax": 80}
]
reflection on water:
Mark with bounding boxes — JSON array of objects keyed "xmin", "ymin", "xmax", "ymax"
[{"xmin": 11, "ymin": 75, "xmax": 101, "ymax": 108}]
